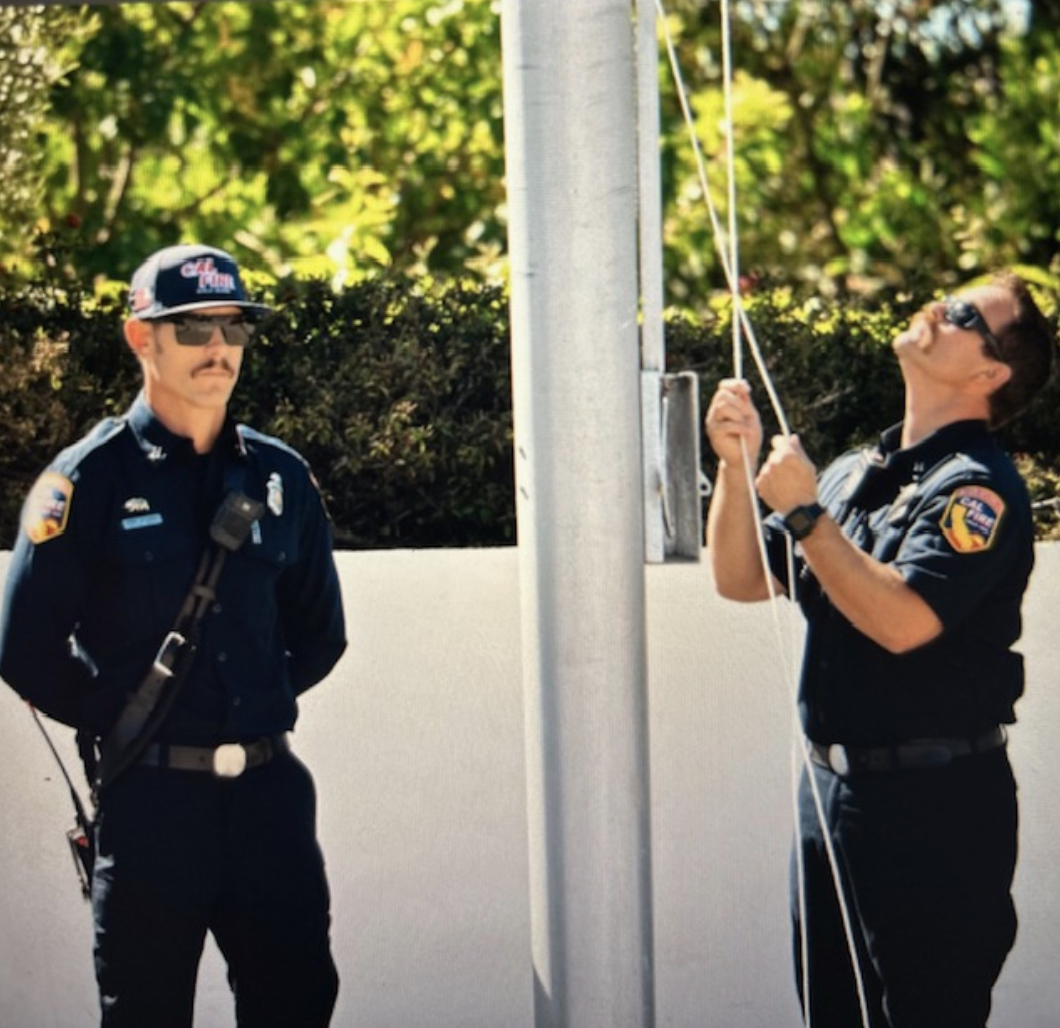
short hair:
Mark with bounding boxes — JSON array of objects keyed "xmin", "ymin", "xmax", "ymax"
[{"xmin": 987, "ymin": 270, "xmax": 1056, "ymax": 428}]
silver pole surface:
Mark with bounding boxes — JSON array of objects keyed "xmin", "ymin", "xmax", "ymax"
[
  {"xmin": 501, "ymin": 1, "xmax": 655, "ymax": 1026},
  {"xmin": 637, "ymin": 0, "xmax": 668, "ymax": 565}
]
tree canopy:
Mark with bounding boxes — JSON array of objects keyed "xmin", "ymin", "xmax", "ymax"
[
  {"xmin": 2, "ymin": 1, "xmax": 507, "ymax": 290},
  {"xmin": 660, "ymin": 0, "xmax": 1060, "ymax": 300},
  {"xmin": 2, "ymin": 0, "xmax": 1059, "ymax": 305}
]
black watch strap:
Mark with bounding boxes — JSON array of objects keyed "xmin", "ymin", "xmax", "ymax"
[{"xmin": 783, "ymin": 502, "xmax": 825, "ymax": 541}]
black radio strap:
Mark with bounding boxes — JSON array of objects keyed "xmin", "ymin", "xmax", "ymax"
[{"xmin": 92, "ymin": 490, "xmax": 265, "ymax": 796}]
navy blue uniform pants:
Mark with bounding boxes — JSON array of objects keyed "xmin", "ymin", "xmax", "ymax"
[
  {"xmin": 792, "ymin": 750, "xmax": 1018, "ymax": 1028},
  {"xmin": 91, "ymin": 751, "xmax": 338, "ymax": 1028}
]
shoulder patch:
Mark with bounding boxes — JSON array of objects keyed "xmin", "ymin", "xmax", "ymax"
[
  {"xmin": 940, "ymin": 485, "xmax": 1005, "ymax": 554},
  {"xmin": 23, "ymin": 472, "xmax": 74, "ymax": 544}
]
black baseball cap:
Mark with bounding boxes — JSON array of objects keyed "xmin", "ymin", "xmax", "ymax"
[{"xmin": 128, "ymin": 244, "xmax": 273, "ymax": 320}]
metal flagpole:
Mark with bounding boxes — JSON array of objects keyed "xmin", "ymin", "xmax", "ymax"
[
  {"xmin": 637, "ymin": 0, "xmax": 703, "ymax": 565},
  {"xmin": 501, "ymin": 0, "xmax": 656, "ymax": 1024}
]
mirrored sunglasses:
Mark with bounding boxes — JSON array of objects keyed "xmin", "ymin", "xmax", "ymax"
[
  {"xmin": 941, "ymin": 297, "xmax": 1003, "ymax": 361},
  {"xmin": 157, "ymin": 314, "xmax": 258, "ymax": 347}
]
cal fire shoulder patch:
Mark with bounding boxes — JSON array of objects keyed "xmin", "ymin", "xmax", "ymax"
[
  {"xmin": 22, "ymin": 472, "xmax": 74, "ymax": 544},
  {"xmin": 939, "ymin": 485, "xmax": 1005, "ymax": 554}
]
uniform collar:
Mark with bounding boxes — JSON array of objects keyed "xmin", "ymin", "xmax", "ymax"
[
  {"xmin": 874, "ymin": 419, "xmax": 993, "ymax": 480},
  {"xmin": 127, "ymin": 392, "xmax": 245, "ymax": 463}
]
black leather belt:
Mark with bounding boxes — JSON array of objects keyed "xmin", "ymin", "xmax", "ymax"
[
  {"xmin": 139, "ymin": 734, "xmax": 289, "ymax": 778},
  {"xmin": 808, "ymin": 726, "xmax": 1007, "ymax": 776}
]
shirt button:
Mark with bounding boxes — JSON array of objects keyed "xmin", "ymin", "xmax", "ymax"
[
  {"xmin": 217, "ymin": 652, "xmax": 228, "ymax": 663},
  {"xmin": 232, "ymin": 697, "xmax": 242, "ymax": 708},
  {"xmin": 212, "ymin": 603, "xmax": 222, "ymax": 614}
]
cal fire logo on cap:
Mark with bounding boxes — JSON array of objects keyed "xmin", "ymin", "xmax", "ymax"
[
  {"xmin": 940, "ymin": 485, "xmax": 1005, "ymax": 553},
  {"xmin": 181, "ymin": 257, "xmax": 236, "ymax": 297},
  {"xmin": 23, "ymin": 472, "xmax": 74, "ymax": 544}
]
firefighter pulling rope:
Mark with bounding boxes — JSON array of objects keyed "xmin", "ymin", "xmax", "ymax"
[
  {"xmin": 657, "ymin": 2, "xmax": 1056, "ymax": 1026},
  {"xmin": 655, "ymin": 4, "xmax": 870, "ymax": 1022}
]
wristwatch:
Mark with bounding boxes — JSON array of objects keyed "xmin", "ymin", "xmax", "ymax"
[{"xmin": 783, "ymin": 502, "xmax": 825, "ymax": 541}]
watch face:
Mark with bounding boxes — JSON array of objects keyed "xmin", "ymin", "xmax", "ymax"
[{"xmin": 785, "ymin": 504, "xmax": 822, "ymax": 540}]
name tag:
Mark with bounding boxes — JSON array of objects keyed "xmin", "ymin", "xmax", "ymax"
[{"xmin": 121, "ymin": 513, "xmax": 164, "ymax": 531}]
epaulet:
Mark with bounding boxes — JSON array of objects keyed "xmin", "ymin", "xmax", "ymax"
[
  {"xmin": 235, "ymin": 424, "xmax": 310, "ymax": 468},
  {"xmin": 50, "ymin": 416, "xmax": 129, "ymax": 477},
  {"xmin": 913, "ymin": 452, "xmax": 991, "ymax": 498}
]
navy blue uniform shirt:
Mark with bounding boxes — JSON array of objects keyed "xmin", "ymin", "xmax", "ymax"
[
  {"xmin": 764, "ymin": 420, "xmax": 1033, "ymax": 746},
  {"xmin": 0, "ymin": 393, "xmax": 347, "ymax": 744}
]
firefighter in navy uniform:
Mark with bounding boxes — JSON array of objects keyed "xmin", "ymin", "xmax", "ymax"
[
  {"xmin": 705, "ymin": 271, "xmax": 1055, "ymax": 1028},
  {"xmin": 0, "ymin": 244, "xmax": 347, "ymax": 1028}
]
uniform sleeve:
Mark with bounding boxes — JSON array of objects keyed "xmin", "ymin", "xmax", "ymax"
[
  {"xmin": 895, "ymin": 481, "xmax": 1030, "ymax": 630},
  {"xmin": 761, "ymin": 511, "xmax": 800, "ymax": 594},
  {"xmin": 0, "ymin": 472, "xmax": 96, "ymax": 725},
  {"xmin": 277, "ymin": 472, "xmax": 347, "ymax": 694}
]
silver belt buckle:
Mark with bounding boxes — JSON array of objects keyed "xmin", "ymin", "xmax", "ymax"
[
  {"xmin": 827, "ymin": 744, "xmax": 851, "ymax": 777},
  {"xmin": 213, "ymin": 743, "xmax": 248, "ymax": 778}
]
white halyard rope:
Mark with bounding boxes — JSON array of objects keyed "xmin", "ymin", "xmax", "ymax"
[{"xmin": 652, "ymin": 3, "xmax": 871, "ymax": 1024}]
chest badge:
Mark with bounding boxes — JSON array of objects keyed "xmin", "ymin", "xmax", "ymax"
[{"xmin": 266, "ymin": 472, "xmax": 284, "ymax": 517}]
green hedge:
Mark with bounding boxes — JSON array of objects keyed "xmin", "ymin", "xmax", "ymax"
[
  {"xmin": 240, "ymin": 277, "xmax": 515, "ymax": 548},
  {"xmin": 0, "ymin": 269, "xmax": 1057, "ymax": 548}
]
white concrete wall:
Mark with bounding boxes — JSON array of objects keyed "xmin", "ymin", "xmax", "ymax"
[{"xmin": 1, "ymin": 545, "xmax": 1057, "ymax": 1027}]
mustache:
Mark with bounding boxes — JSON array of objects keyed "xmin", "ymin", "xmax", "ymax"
[{"xmin": 191, "ymin": 357, "xmax": 237, "ymax": 376}]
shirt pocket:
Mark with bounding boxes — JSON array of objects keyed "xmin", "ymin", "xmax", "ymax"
[
  {"xmin": 216, "ymin": 512, "xmax": 301, "ymax": 625},
  {"xmin": 100, "ymin": 523, "xmax": 202, "ymax": 647}
]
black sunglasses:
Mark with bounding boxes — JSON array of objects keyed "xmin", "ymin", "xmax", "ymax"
[
  {"xmin": 156, "ymin": 314, "xmax": 258, "ymax": 347},
  {"xmin": 941, "ymin": 297, "xmax": 1003, "ymax": 361}
]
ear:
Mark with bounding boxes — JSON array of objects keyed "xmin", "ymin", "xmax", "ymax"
[
  {"xmin": 975, "ymin": 360, "xmax": 1012, "ymax": 397},
  {"xmin": 123, "ymin": 318, "xmax": 151, "ymax": 358}
]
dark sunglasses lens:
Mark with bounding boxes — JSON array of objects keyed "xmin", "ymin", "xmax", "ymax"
[
  {"xmin": 171, "ymin": 317, "xmax": 255, "ymax": 346},
  {"xmin": 944, "ymin": 300, "xmax": 977, "ymax": 330},
  {"xmin": 220, "ymin": 320, "xmax": 255, "ymax": 346},
  {"xmin": 943, "ymin": 297, "xmax": 1002, "ymax": 358}
]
